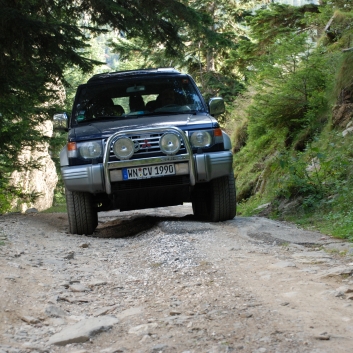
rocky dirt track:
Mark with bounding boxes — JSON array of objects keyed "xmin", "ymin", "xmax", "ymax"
[{"xmin": 1, "ymin": 204, "xmax": 353, "ymax": 353}]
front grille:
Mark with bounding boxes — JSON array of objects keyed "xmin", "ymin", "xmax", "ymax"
[
  {"xmin": 111, "ymin": 175, "xmax": 190, "ymax": 191},
  {"xmin": 107, "ymin": 133, "xmax": 186, "ymax": 161}
]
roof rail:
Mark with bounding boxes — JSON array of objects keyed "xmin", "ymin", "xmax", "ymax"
[{"xmin": 87, "ymin": 68, "xmax": 180, "ymax": 83}]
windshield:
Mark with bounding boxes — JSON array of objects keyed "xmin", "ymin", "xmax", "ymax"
[{"xmin": 72, "ymin": 76, "xmax": 205, "ymax": 124}]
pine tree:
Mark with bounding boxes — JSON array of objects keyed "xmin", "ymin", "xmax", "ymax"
[
  {"xmin": 110, "ymin": 0, "xmax": 252, "ymax": 114},
  {"xmin": 0, "ymin": 0, "xmax": 203, "ymax": 212}
]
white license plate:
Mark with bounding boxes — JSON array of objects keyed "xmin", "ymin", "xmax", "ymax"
[{"xmin": 122, "ymin": 164, "xmax": 175, "ymax": 180}]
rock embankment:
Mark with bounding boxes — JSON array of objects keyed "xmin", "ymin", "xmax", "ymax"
[{"xmin": 10, "ymin": 120, "xmax": 58, "ymax": 212}]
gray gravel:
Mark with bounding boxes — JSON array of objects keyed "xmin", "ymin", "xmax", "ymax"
[{"xmin": 1, "ymin": 206, "xmax": 353, "ymax": 353}]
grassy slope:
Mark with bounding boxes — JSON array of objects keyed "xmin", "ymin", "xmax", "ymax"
[
  {"xmin": 234, "ymin": 125, "xmax": 353, "ymax": 241},
  {"xmin": 231, "ymin": 60, "xmax": 353, "ymax": 241}
]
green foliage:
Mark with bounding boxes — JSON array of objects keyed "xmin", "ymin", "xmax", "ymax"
[
  {"xmin": 0, "ymin": 178, "xmax": 13, "ymax": 214},
  {"xmin": 230, "ymin": 3, "xmax": 319, "ymax": 75},
  {"xmin": 109, "ymin": 0, "xmax": 249, "ymax": 115},
  {"xmin": 274, "ymin": 145, "xmax": 334, "ymax": 203},
  {"xmin": 232, "ymin": 2, "xmax": 353, "ymax": 240},
  {"xmin": 245, "ymin": 33, "xmax": 334, "ymax": 147},
  {"xmin": 41, "ymin": 190, "xmax": 67, "ymax": 213},
  {"xmin": 237, "ymin": 121, "xmax": 353, "ymax": 239}
]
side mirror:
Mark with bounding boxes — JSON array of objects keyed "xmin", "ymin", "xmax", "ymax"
[
  {"xmin": 209, "ymin": 97, "xmax": 225, "ymax": 117},
  {"xmin": 53, "ymin": 113, "xmax": 69, "ymax": 131}
]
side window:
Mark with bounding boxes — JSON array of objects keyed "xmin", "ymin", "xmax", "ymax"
[
  {"xmin": 144, "ymin": 94, "xmax": 158, "ymax": 104},
  {"xmin": 144, "ymin": 94, "xmax": 158, "ymax": 112},
  {"xmin": 112, "ymin": 97, "xmax": 129, "ymax": 114}
]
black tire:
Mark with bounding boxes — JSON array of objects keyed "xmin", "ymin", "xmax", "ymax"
[
  {"xmin": 66, "ymin": 189, "xmax": 98, "ymax": 235},
  {"xmin": 192, "ymin": 173, "xmax": 236, "ymax": 222},
  {"xmin": 192, "ymin": 184, "xmax": 209, "ymax": 220}
]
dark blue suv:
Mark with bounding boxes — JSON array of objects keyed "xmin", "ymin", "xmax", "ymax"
[{"xmin": 54, "ymin": 68, "xmax": 236, "ymax": 235}]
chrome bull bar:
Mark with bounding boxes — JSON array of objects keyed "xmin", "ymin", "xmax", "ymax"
[{"xmin": 103, "ymin": 126, "xmax": 196, "ymax": 194}]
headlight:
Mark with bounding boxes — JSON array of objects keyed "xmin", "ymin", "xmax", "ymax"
[
  {"xmin": 159, "ymin": 133, "xmax": 181, "ymax": 155},
  {"xmin": 79, "ymin": 141, "xmax": 102, "ymax": 159},
  {"xmin": 113, "ymin": 136, "xmax": 134, "ymax": 160},
  {"xmin": 190, "ymin": 131, "xmax": 212, "ymax": 148}
]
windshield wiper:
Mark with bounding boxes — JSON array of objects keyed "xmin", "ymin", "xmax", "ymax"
[
  {"xmin": 76, "ymin": 115, "xmax": 126, "ymax": 124},
  {"xmin": 143, "ymin": 110, "xmax": 200, "ymax": 116}
]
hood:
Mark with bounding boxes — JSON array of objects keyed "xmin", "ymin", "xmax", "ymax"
[{"xmin": 69, "ymin": 113, "xmax": 217, "ymax": 141}]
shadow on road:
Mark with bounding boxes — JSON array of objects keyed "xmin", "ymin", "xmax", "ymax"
[{"xmin": 94, "ymin": 214, "xmax": 195, "ymax": 238}]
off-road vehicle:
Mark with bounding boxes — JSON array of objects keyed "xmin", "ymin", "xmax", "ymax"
[{"xmin": 54, "ymin": 68, "xmax": 236, "ymax": 235}]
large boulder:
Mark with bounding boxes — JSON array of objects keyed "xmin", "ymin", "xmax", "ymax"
[{"xmin": 10, "ymin": 120, "xmax": 58, "ymax": 212}]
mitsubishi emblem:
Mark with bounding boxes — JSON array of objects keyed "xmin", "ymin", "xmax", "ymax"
[{"xmin": 141, "ymin": 138, "xmax": 151, "ymax": 148}]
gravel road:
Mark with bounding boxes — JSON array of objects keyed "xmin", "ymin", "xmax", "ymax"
[{"xmin": 1, "ymin": 204, "xmax": 353, "ymax": 353}]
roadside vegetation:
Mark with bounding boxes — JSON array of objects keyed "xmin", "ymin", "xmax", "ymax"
[{"xmin": 229, "ymin": 1, "xmax": 353, "ymax": 241}]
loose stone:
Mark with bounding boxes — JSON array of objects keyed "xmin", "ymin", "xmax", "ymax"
[
  {"xmin": 47, "ymin": 315, "xmax": 119, "ymax": 346},
  {"xmin": 20, "ymin": 315, "xmax": 40, "ymax": 324},
  {"xmin": 45, "ymin": 305, "xmax": 67, "ymax": 318}
]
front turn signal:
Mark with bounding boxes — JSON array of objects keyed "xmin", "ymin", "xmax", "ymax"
[
  {"xmin": 67, "ymin": 142, "xmax": 77, "ymax": 158},
  {"xmin": 214, "ymin": 128, "xmax": 222, "ymax": 137}
]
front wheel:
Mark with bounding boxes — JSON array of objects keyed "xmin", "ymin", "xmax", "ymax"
[
  {"xmin": 66, "ymin": 189, "xmax": 98, "ymax": 235},
  {"xmin": 192, "ymin": 173, "xmax": 236, "ymax": 222}
]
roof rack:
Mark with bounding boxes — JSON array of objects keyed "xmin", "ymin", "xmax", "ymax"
[{"xmin": 87, "ymin": 68, "xmax": 180, "ymax": 83}]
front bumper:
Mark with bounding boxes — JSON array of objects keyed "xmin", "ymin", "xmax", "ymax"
[
  {"xmin": 61, "ymin": 150, "xmax": 233, "ymax": 194},
  {"xmin": 61, "ymin": 126, "xmax": 233, "ymax": 194}
]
